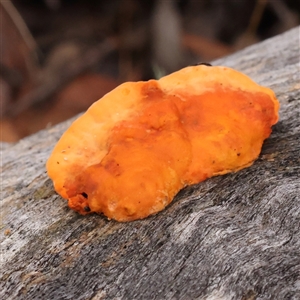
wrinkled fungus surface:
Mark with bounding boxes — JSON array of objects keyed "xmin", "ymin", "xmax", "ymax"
[{"xmin": 46, "ymin": 66, "xmax": 279, "ymax": 221}]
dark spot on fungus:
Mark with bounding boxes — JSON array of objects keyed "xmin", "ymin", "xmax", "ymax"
[
  {"xmin": 195, "ymin": 62, "xmax": 212, "ymax": 67},
  {"xmin": 237, "ymin": 153, "xmax": 241, "ymax": 156},
  {"xmin": 81, "ymin": 192, "xmax": 88, "ymax": 198},
  {"xmin": 83, "ymin": 206, "xmax": 91, "ymax": 212}
]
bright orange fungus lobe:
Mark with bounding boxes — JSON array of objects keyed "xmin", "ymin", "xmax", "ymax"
[{"xmin": 46, "ymin": 66, "xmax": 279, "ymax": 221}]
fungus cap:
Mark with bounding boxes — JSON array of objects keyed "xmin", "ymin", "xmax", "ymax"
[{"xmin": 47, "ymin": 65, "xmax": 279, "ymax": 221}]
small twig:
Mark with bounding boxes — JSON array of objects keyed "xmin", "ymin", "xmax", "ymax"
[
  {"xmin": 245, "ymin": 0, "xmax": 268, "ymax": 36},
  {"xmin": 0, "ymin": 62, "xmax": 23, "ymax": 88},
  {"xmin": 7, "ymin": 39, "xmax": 117, "ymax": 117},
  {"xmin": 1, "ymin": 1, "xmax": 38, "ymax": 59},
  {"xmin": 269, "ymin": 0, "xmax": 299, "ymax": 31}
]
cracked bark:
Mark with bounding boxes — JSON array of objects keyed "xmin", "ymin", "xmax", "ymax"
[{"xmin": 1, "ymin": 26, "xmax": 300, "ymax": 300}]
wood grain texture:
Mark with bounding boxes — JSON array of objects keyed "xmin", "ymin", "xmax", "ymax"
[{"xmin": 1, "ymin": 26, "xmax": 300, "ymax": 300}]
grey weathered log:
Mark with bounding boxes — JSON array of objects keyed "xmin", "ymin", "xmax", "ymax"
[{"xmin": 1, "ymin": 26, "xmax": 300, "ymax": 300}]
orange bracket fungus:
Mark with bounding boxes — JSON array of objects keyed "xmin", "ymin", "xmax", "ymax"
[{"xmin": 46, "ymin": 65, "xmax": 279, "ymax": 222}]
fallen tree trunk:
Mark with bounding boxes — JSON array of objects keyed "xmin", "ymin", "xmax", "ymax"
[{"xmin": 1, "ymin": 26, "xmax": 300, "ymax": 300}]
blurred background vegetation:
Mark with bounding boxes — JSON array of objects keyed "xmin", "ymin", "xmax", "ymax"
[{"xmin": 1, "ymin": 0, "xmax": 299, "ymax": 142}]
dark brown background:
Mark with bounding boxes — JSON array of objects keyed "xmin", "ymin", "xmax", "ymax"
[{"xmin": 1, "ymin": 0, "xmax": 300, "ymax": 141}]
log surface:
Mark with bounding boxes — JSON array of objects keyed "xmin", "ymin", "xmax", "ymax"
[{"xmin": 1, "ymin": 26, "xmax": 300, "ymax": 300}]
